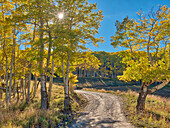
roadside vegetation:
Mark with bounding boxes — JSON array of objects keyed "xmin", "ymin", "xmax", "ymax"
[{"xmin": 0, "ymin": 82, "xmax": 85, "ymax": 128}]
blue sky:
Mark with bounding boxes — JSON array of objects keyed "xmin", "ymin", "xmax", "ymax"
[{"xmin": 87, "ymin": 0, "xmax": 170, "ymax": 52}]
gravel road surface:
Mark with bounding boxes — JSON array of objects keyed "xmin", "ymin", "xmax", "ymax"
[{"xmin": 70, "ymin": 90, "xmax": 135, "ymax": 128}]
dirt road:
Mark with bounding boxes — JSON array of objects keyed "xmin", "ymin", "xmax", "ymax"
[{"xmin": 70, "ymin": 90, "xmax": 135, "ymax": 128}]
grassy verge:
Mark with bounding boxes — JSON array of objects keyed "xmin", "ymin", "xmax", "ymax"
[
  {"xmin": 83, "ymin": 88, "xmax": 170, "ymax": 128},
  {"xmin": 0, "ymin": 82, "xmax": 84, "ymax": 128}
]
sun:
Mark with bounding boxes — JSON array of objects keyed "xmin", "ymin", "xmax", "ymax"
[{"xmin": 58, "ymin": 13, "xmax": 64, "ymax": 19}]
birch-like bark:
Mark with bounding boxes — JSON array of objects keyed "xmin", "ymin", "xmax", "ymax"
[
  {"xmin": 45, "ymin": 22, "xmax": 52, "ymax": 83},
  {"xmin": 33, "ymin": 62, "xmax": 38, "ymax": 98},
  {"xmin": 24, "ymin": 72, "xmax": 27, "ymax": 98},
  {"xmin": 62, "ymin": 59, "xmax": 65, "ymax": 84},
  {"xmin": 65, "ymin": 55, "xmax": 70, "ymax": 96},
  {"xmin": 79, "ymin": 67, "xmax": 81, "ymax": 77},
  {"xmin": 20, "ymin": 77, "xmax": 24, "ymax": 100},
  {"xmin": 5, "ymin": 56, "xmax": 8, "ymax": 104},
  {"xmin": 148, "ymin": 80, "xmax": 169, "ymax": 94},
  {"xmin": 2, "ymin": 0, "xmax": 8, "ymax": 105},
  {"xmin": 27, "ymin": 19, "xmax": 36, "ymax": 102},
  {"xmin": 13, "ymin": 51, "xmax": 16, "ymax": 98},
  {"xmin": 27, "ymin": 65, "xmax": 31, "ymax": 102},
  {"xmin": 64, "ymin": 54, "xmax": 71, "ymax": 112},
  {"xmin": 84, "ymin": 66, "xmax": 86, "ymax": 77},
  {"xmin": 48, "ymin": 56, "xmax": 54, "ymax": 101},
  {"xmin": 33, "ymin": 75, "xmax": 37, "ymax": 98},
  {"xmin": 3, "ymin": 31, "xmax": 8, "ymax": 104},
  {"xmin": 39, "ymin": 7, "xmax": 48, "ymax": 109},
  {"xmin": 9, "ymin": 27, "xmax": 16, "ymax": 103}
]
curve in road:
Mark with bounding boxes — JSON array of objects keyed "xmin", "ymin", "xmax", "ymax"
[{"xmin": 70, "ymin": 90, "xmax": 135, "ymax": 128}]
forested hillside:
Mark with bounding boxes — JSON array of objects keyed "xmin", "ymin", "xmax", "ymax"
[{"xmin": 74, "ymin": 51, "xmax": 125, "ymax": 79}]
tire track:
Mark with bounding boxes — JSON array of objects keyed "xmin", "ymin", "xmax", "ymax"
[{"xmin": 70, "ymin": 90, "xmax": 135, "ymax": 128}]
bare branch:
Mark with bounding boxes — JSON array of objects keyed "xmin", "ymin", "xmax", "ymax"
[{"xmin": 148, "ymin": 80, "xmax": 169, "ymax": 94}]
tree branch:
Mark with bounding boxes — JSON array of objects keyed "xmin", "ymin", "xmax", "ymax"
[{"xmin": 148, "ymin": 80, "xmax": 169, "ymax": 94}]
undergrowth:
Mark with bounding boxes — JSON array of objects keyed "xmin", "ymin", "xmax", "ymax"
[{"xmin": 0, "ymin": 83, "xmax": 84, "ymax": 128}]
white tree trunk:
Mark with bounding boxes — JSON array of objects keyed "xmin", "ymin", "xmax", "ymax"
[
  {"xmin": 9, "ymin": 27, "xmax": 16, "ymax": 103},
  {"xmin": 86, "ymin": 70, "xmax": 88, "ymax": 77},
  {"xmin": 5, "ymin": 56, "xmax": 8, "ymax": 104},
  {"xmin": 62, "ymin": 60, "xmax": 65, "ymax": 84},
  {"xmin": 39, "ymin": 8, "xmax": 48, "ymax": 109},
  {"xmin": 45, "ymin": 27, "xmax": 52, "ymax": 83},
  {"xmin": 27, "ymin": 64, "xmax": 32, "ymax": 102},
  {"xmin": 64, "ymin": 54, "xmax": 71, "ymax": 113},
  {"xmin": 48, "ymin": 58, "xmax": 54, "ymax": 101},
  {"xmin": 33, "ymin": 62, "xmax": 38, "ymax": 98}
]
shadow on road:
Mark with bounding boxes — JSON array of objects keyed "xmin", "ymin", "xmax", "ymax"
[{"xmin": 70, "ymin": 112, "xmax": 120, "ymax": 128}]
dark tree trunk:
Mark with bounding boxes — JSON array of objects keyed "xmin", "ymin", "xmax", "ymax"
[
  {"xmin": 84, "ymin": 66, "xmax": 86, "ymax": 77},
  {"xmin": 33, "ymin": 75, "xmax": 37, "ymax": 98},
  {"xmin": 80, "ymin": 68, "xmax": 82, "ymax": 77},
  {"xmin": 64, "ymin": 81, "xmax": 71, "ymax": 114},
  {"xmin": 0, "ymin": 90, "xmax": 2, "ymax": 99},
  {"xmin": 64, "ymin": 95, "xmax": 71, "ymax": 114},
  {"xmin": 78, "ymin": 68, "xmax": 80, "ymax": 77},
  {"xmin": 136, "ymin": 82, "xmax": 148, "ymax": 112},
  {"xmin": 20, "ymin": 78, "xmax": 24, "ymax": 100},
  {"xmin": 40, "ymin": 74, "xmax": 49, "ymax": 109},
  {"xmin": 17, "ymin": 82, "xmax": 19, "ymax": 103}
]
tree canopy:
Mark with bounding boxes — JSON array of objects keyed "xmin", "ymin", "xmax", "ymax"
[{"xmin": 111, "ymin": 5, "xmax": 170, "ymax": 112}]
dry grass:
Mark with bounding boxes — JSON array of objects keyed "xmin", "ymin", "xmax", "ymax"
[{"xmin": 0, "ymin": 82, "xmax": 83, "ymax": 128}]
